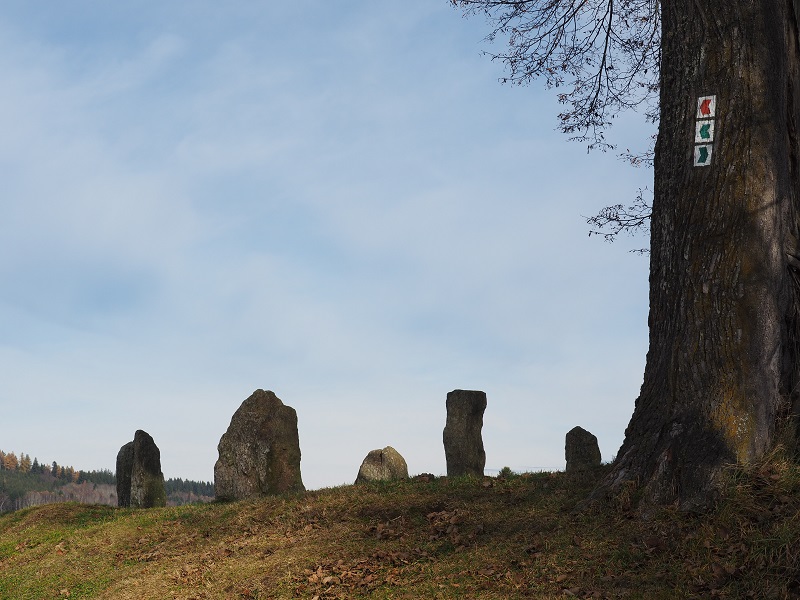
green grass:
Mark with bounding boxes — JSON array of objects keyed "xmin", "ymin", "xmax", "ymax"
[{"xmin": 2, "ymin": 461, "xmax": 800, "ymax": 599}]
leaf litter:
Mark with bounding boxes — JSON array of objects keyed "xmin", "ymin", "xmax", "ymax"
[{"xmin": 5, "ymin": 456, "xmax": 800, "ymax": 598}]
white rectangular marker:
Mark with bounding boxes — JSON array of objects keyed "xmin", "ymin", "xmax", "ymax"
[
  {"xmin": 695, "ymin": 119, "xmax": 715, "ymax": 143},
  {"xmin": 697, "ymin": 95, "xmax": 717, "ymax": 119},
  {"xmin": 694, "ymin": 144, "xmax": 713, "ymax": 166}
]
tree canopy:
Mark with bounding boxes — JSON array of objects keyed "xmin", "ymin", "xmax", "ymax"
[{"xmin": 452, "ymin": 0, "xmax": 661, "ymax": 149}]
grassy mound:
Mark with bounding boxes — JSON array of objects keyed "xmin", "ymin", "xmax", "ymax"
[{"xmin": 2, "ymin": 459, "xmax": 799, "ymax": 599}]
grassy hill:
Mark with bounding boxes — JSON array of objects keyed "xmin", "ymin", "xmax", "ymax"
[{"xmin": 1, "ymin": 457, "xmax": 800, "ymax": 599}]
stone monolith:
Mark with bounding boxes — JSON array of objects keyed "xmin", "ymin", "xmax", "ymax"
[
  {"xmin": 443, "ymin": 389, "xmax": 487, "ymax": 477},
  {"xmin": 116, "ymin": 430, "xmax": 166, "ymax": 508},
  {"xmin": 214, "ymin": 389, "xmax": 304, "ymax": 500},
  {"xmin": 565, "ymin": 426, "xmax": 602, "ymax": 472}
]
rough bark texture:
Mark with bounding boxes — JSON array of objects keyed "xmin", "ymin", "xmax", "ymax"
[{"xmin": 600, "ymin": 0, "xmax": 800, "ymax": 508}]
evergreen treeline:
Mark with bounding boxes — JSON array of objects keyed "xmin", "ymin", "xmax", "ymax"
[
  {"xmin": 165, "ymin": 478, "xmax": 214, "ymax": 497},
  {"xmin": 0, "ymin": 449, "xmax": 214, "ymax": 513}
]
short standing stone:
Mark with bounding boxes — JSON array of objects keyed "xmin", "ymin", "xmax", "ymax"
[
  {"xmin": 443, "ymin": 389, "xmax": 487, "ymax": 477},
  {"xmin": 116, "ymin": 430, "xmax": 166, "ymax": 508},
  {"xmin": 565, "ymin": 426, "xmax": 602, "ymax": 472},
  {"xmin": 115, "ymin": 441, "xmax": 134, "ymax": 508},
  {"xmin": 214, "ymin": 389, "xmax": 305, "ymax": 501},
  {"xmin": 355, "ymin": 446, "xmax": 409, "ymax": 483}
]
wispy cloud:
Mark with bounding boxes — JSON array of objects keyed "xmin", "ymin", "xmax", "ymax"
[{"xmin": 0, "ymin": 1, "xmax": 652, "ymax": 488}]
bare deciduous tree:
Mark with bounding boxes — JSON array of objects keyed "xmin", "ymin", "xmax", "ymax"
[
  {"xmin": 451, "ymin": 0, "xmax": 800, "ymax": 509},
  {"xmin": 454, "ymin": 0, "xmax": 659, "ymax": 242}
]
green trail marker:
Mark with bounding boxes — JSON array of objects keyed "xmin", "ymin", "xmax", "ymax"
[
  {"xmin": 694, "ymin": 144, "xmax": 712, "ymax": 166},
  {"xmin": 695, "ymin": 120, "xmax": 715, "ymax": 143}
]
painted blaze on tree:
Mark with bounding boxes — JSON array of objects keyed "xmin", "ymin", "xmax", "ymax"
[{"xmin": 451, "ymin": 0, "xmax": 800, "ymax": 507}]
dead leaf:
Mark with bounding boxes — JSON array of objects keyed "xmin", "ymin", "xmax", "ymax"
[{"xmin": 711, "ymin": 562, "xmax": 725, "ymax": 578}]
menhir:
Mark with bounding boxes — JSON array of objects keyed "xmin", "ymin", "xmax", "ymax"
[
  {"xmin": 214, "ymin": 389, "xmax": 305, "ymax": 501},
  {"xmin": 116, "ymin": 430, "xmax": 166, "ymax": 508},
  {"xmin": 565, "ymin": 426, "xmax": 601, "ymax": 472},
  {"xmin": 443, "ymin": 389, "xmax": 487, "ymax": 477}
]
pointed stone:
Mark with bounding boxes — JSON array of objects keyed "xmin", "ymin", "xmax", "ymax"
[
  {"xmin": 115, "ymin": 430, "xmax": 166, "ymax": 508},
  {"xmin": 214, "ymin": 389, "xmax": 304, "ymax": 500}
]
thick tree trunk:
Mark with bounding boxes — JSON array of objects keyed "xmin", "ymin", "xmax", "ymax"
[{"xmin": 600, "ymin": 0, "xmax": 800, "ymax": 508}]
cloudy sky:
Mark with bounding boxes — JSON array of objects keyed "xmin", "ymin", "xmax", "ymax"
[{"xmin": 0, "ymin": 1, "xmax": 653, "ymax": 489}]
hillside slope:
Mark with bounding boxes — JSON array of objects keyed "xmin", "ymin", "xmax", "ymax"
[{"xmin": 1, "ymin": 462, "xmax": 799, "ymax": 599}]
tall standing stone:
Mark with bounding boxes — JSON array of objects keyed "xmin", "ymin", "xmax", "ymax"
[
  {"xmin": 214, "ymin": 389, "xmax": 304, "ymax": 501},
  {"xmin": 116, "ymin": 430, "xmax": 166, "ymax": 508},
  {"xmin": 130, "ymin": 430, "xmax": 167, "ymax": 507},
  {"xmin": 443, "ymin": 389, "xmax": 487, "ymax": 477},
  {"xmin": 565, "ymin": 426, "xmax": 602, "ymax": 472},
  {"xmin": 355, "ymin": 446, "xmax": 409, "ymax": 484}
]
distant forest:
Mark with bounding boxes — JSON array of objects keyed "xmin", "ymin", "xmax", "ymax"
[{"xmin": 0, "ymin": 449, "xmax": 214, "ymax": 513}]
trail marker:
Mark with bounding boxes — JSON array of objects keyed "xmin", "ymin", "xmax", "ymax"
[
  {"xmin": 695, "ymin": 120, "xmax": 715, "ymax": 143},
  {"xmin": 694, "ymin": 144, "xmax": 713, "ymax": 166},
  {"xmin": 697, "ymin": 95, "xmax": 716, "ymax": 118},
  {"xmin": 693, "ymin": 95, "xmax": 717, "ymax": 167}
]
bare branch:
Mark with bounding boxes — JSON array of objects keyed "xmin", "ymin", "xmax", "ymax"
[
  {"xmin": 451, "ymin": 0, "xmax": 661, "ymax": 148},
  {"xmin": 585, "ymin": 187, "xmax": 651, "ymax": 251}
]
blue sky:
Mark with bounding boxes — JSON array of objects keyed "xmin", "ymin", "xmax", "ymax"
[{"xmin": 0, "ymin": 1, "xmax": 652, "ymax": 489}]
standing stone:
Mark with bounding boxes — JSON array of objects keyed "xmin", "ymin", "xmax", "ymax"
[
  {"xmin": 130, "ymin": 430, "xmax": 167, "ymax": 508},
  {"xmin": 115, "ymin": 441, "xmax": 134, "ymax": 508},
  {"xmin": 355, "ymin": 446, "xmax": 409, "ymax": 484},
  {"xmin": 116, "ymin": 430, "xmax": 166, "ymax": 508},
  {"xmin": 565, "ymin": 426, "xmax": 602, "ymax": 472},
  {"xmin": 214, "ymin": 389, "xmax": 304, "ymax": 501},
  {"xmin": 443, "ymin": 389, "xmax": 487, "ymax": 477}
]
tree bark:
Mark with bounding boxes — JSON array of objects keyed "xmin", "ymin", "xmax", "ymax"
[{"xmin": 599, "ymin": 0, "xmax": 800, "ymax": 508}]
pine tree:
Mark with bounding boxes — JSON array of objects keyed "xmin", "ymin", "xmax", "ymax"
[{"xmin": 19, "ymin": 454, "xmax": 32, "ymax": 473}]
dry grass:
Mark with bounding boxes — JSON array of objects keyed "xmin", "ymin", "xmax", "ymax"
[{"xmin": 2, "ymin": 462, "xmax": 800, "ymax": 599}]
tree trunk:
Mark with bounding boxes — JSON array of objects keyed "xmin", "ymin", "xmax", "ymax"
[{"xmin": 600, "ymin": 0, "xmax": 800, "ymax": 508}]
